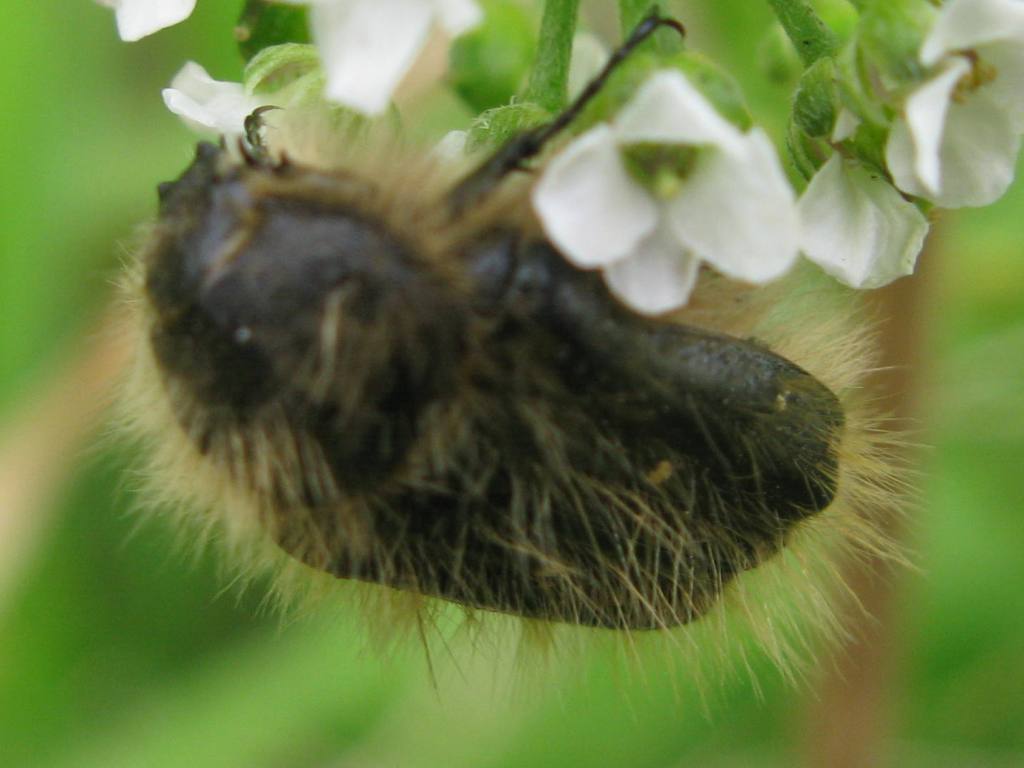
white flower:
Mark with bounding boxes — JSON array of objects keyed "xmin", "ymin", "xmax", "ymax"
[
  {"xmin": 162, "ymin": 62, "xmax": 263, "ymax": 137},
  {"xmin": 97, "ymin": 0, "xmax": 196, "ymax": 42},
  {"xmin": 799, "ymin": 155, "xmax": 929, "ymax": 288},
  {"xmin": 533, "ymin": 71, "xmax": 800, "ymax": 315},
  {"xmin": 279, "ymin": 0, "xmax": 482, "ymax": 114},
  {"xmin": 885, "ymin": 0, "xmax": 1024, "ymax": 207}
]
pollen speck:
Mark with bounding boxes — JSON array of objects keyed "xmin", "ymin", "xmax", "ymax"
[{"xmin": 646, "ymin": 460, "xmax": 674, "ymax": 486}]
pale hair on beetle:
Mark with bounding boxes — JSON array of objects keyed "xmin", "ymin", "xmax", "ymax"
[{"xmin": 115, "ymin": 15, "xmax": 907, "ymax": 683}]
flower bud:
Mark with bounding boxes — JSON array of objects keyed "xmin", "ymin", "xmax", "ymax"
[
  {"xmin": 244, "ymin": 43, "xmax": 320, "ymax": 95},
  {"xmin": 793, "ymin": 56, "xmax": 839, "ymax": 138}
]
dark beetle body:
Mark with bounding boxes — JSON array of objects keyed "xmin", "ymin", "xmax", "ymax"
[{"xmin": 143, "ymin": 143, "xmax": 844, "ymax": 629}]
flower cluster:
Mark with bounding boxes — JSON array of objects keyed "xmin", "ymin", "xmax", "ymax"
[
  {"xmin": 885, "ymin": 0, "xmax": 1024, "ymax": 208},
  {"xmin": 800, "ymin": 0, "xmax": 1024, "ymax": 290},
  {"xmin": 98, "ymin": 0, "xmax": 1024, "ymax": 315}
]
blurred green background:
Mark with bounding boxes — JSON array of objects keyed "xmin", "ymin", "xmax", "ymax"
[{"xmin": 1, "ymin": 2, "xmax": 1022, "ymax": 766}]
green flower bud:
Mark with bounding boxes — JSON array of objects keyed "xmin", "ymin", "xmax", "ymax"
[
  {"xmin": 244, "ymin": 43, "xmax": 320, "ymax": 96},
  {"xmin": 793, "ymin": 57, "xmax": 839, "ymax": 138},
  {"xmin": 787, "ymin": 117, "xmax": 824, "ymax": 180}
]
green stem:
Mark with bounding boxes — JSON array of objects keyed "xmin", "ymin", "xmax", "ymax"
[
  {"xmin": 619, "ymin": 0, "xmax": 656, "ymax": 38},
  {"xmin": 524, "ymin": 0, "xmax": 581, "ymax": 112},
  {"xmin": 765, "ymin": 0, "xmax": 839, "ymax": 66}
]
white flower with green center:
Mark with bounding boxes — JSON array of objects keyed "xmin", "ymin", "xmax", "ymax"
[
  {"xmin": 162, "ymin": 62, "xmax": 262, "ymax": 137},
  {"xmin": 279, "ymin": 0, "xmax": 482, "ymax": 114},
  {"xmin": 533, "ymin": 70, "xmax": 800, "ymax": 315},
  {"xmin": 97, "ymin": 0, "xmax": 195, "ymax": 42},
  {"xmin": 885, "ymin": 0, "xmax": 1024, "ymax": 208}
]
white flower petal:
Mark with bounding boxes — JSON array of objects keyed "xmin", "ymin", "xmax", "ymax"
[
  {"xmin": 832, "ymin": 108, "xmax": 861, "ymax": 142},
  {"xmin": 533, "ymin": 126, "xmax": 659, "ymax": 269},
  {"xmin": 887, "ymin": 57, "xmax": 972, "ymax": 197},
  {"xmin": 799, "ymin": 155, "xmax": 929, "ymax": 288},
  {"xmin": 981, "ymin": 39, "xmax": 1024, "ymax": 132},
  {"xmin": 432, "ymin": 0, "xmax": 483, "ymax": 35},
  {"xmin": 885, "ymin": 119, "xmax": 929, "ymax": 199},
  {"xmin": 924, "ymin": 92, "xmax": 1020, "ymax": 207},
  {"xmin": 162, "ymin": 62, "xmax": 260, "ymax": 136},
  {"xmin": 921, "ymin": 0, "xmax": 1024, "ymax": 66},
  {"xmin": 666, "ymin": 129, "xmax": 799, "ymax": 284},
  {"xmin": 312, "ymin": 0, "xmax": 434, "ymax": 114},
  {"xmin": 604, "ymin": 224, "xmax": 700, "ymax": 315},
  {"xmin": 99, "ymin": 0, "xmax": 196, "ymax": 42},
  {"xmin": 613, "ymin": 70, "xmax": 744, "ymax": 152}
]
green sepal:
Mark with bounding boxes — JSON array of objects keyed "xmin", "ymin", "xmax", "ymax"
[
  {"xmin": 465, "ymin": 102, "xmax": 552, "ymax": 153},
  {"xmin": 765, "ymin": 0, "xmax": 839, "ymax": 66},
  {"xmin": 786, "ymin": 116, "xmax": 825, "ymax": 182},
  {"xmin": 793, "ymin": 57, "xmax": 839, "ymax": 138},
  {"xmin": 236, "ymin": 1, "xmax": 310, "ymax": 63},
  {"xmin": 449, "ymin": 0, "xmax": 537, "ymax": 113}
]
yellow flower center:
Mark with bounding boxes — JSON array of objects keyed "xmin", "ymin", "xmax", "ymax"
[{"xmin": 953, "ymin": 51, "xmax": 998, "ymax": 103}]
